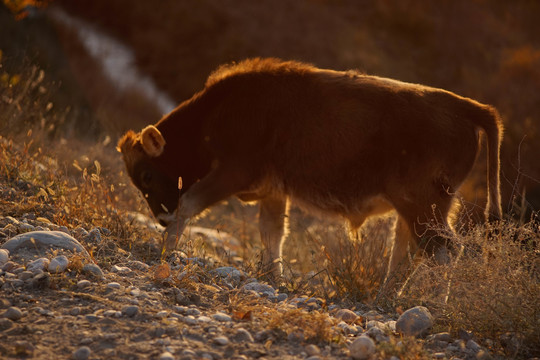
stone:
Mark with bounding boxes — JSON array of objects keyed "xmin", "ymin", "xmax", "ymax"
[
  {"xmin": 111, "ymin": 265, "xmax": 132, "ymax": 275},
  {"xmin": 3, "ymin": 306, "xmax": 23, "ymax": 321},
  {"xmin": 70, "ymin": 307, "xmax": 81, "ymax": 316},
  {"xmin": 1, "ymin": 231, "xmax": 89, "ymax": 257},
  {"xmin": 77, "ymin": 280, "xmax": 92, "ymax": 289},
  {"xmin": 48, "ymin": 255, "xmax": 69, "ymax": 273},
  {"xmin": 197, "ymin": 315, "xmax": 212, "ymax": 323},
  {"xmin": 0, "ymin": 249, "xmax": 9, "ymax": 265},
  {"xmin": 73, "ymin": 346, "xmax": 91, "ymax": 360},
  {"xmin": 305, "ymin": 344, "xmax": 320, "ymax": 356},
  {"xmin": 466, "ymin": 339, "xmax": 482, "ymax": 353},
  {"xmin": 82, "ymin": 263, "xmax": 104, "ymax": 279},
  {"xmin": 428, "ymin": 332, "xmax": 452, "ymax": 343},
  {"xmin": 106, "ymin": 282, "xmax": 122, "ymax": 289},
  {"xmin": 366, "ymin": 325, "xmax": 389, "ymax": 343},
  {"xmin": 27, "ymin": 258, "xmax": 50, "ymax": 273},
  {"xmin": 31, "ymin": 272, "xmax": 50, "ymax": 288},
  {"xmin": 121, "ymin": 305, "xmax": 139, "ymax": 317},
  {"xmin": 335, "ymin": 309, "xmax": 359, "ymax": 324},
  {"xmin": 349, "ymin": 336, "xmax": 376, "ymax": 360},
  {"xmin": 212, "ymin": 312, "xmax": 232, "ymax": 322},
  {"xmin": 18, "ymin": 270, "xmax": 34, "ymax": 281},
  {"xmin": 214, "ymin": 336, "xmax": 229, "ymax": 346},
  {"xmin": 242, "ymin": 282, "xmax": 275, "ymax": 296},
  {"xmin": 126, "ymin": 260, "xmax": 149, "ymax": 271},
  {"xmin": 396, "ymin": 306, "xmax": 434, "ymax": 337},
  {"xmin": 84, "ymin": 228, "xmax": 102, "ymax": 244},
  {"xmin": 233, "ymin": 328, "xmax": 254, "ymax": 343},
  {"xmin": 211, "ymin": 266, "xmax": 245, "ymax": 283},
  {"xmin": 159, "ymin": 351, "xmax": 175, "ymax": 360}
]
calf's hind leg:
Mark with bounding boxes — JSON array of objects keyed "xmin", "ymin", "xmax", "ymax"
[{"xmin": 258, "ymin": 196, "xmax": 290, "ymax": 278}]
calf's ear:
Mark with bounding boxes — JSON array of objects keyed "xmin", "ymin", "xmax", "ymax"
[{"xmin": 141, "ymin": 125, "xmax": 166, "ymax": 157}]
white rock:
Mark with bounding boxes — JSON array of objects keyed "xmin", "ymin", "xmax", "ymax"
[
  {"xmin": 0, "ymin": 249, "xmax": 9, "ymax": 265},
  {"xmin": 1, "ymin": 231, "xmax": 89, "ymax": 257},
  {"xmin": 349, "ymin": 336, "xmax": 376, "ymax": 360},
  {"xmin": 48, "ymin": 255, "xmax": 69, "ymax": 273},
  {"xmin": 396, "ymin": 306, "xmax": 434, "ymax": 337}
]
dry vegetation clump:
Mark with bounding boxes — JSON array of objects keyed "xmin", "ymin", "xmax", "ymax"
[
  {"xmin": 397, "ymin": 220, "xmax": 540, "ymax": 358},
  {"xmin": 306, "ymin": 216, "xmax": 395, "ymax": 303}
]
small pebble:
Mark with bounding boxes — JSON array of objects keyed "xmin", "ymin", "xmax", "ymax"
[
  {"xmin": 335, "ymin": 309, "xmax": 359, "ymax": 324},
  {"xmin": 396, "ymin": 306, "xmax": 434, "ymax": 337},
  {"xmin": 77, "ymin": 280, "xmax": 92, "ymax": 289},
  {"xmin": 159, "ymin": 351, "xmax": 175, "ymax": 360},
  {"xmin": 103, "ymin": 310, "xmax": 117, "ymax": 317},
  {"xmin": 73, "ymin": 346, "xmax": 91, "ymax": 360},
  {"xmin": 48, "ymin": 255, "xmax": 69, "ymax": 273},
  {"xmin": 70, "ymin": 307, "xmax": 81, "ymax": 316},
  {"xmin": 185, "ymin": 308, "xmax": 201, "ymax": 316},
  {"xmin": 466, "ymin": 339, "xmax": 482, "ymax": 353},
  {"xmin": 305, "ymin": 344, "xmax": 320, "ymax": 356},
  {"xmin": 18, "ymin": 270, "xmax": 34, "ymax": 281},
  {"xmin": 233, "ymin": 328, "xmax": 254, "ymax": 343},
  {"xmin": 126, "ymin": 260, "xmax": 149, "ymax": 271},
  {"xmin": 242, "ymin": 282, "xmax": 275, "ymax": 296},
  {"xmin": 155, "ymin": 311, "xmax": 168, "ymax": 318},
  {"xmin": 212, "ymin": 312, "xmax": 232, "ymax": 322},
  {"xmin": 197, "ymin": 315, "xmax": 212, "ymax": 323},
  {"xmin": 106, "ymin": 282, "xmax": 121, "ymax": 289},
  {"xmin": 82, "ymin": 263, "xmax": 104, "ymax": 279},
  {"xmin": 128, "ymin": 286, "xmax": 140, "ymax": 296},
  {"xmin": 2, "ymin": 261, "xmax": 17, "ymax": 272},
  {"xmin": 121, "ymin": 305, "xmax": 139, "ymax": 317},
  {"xmin": 111, "ymin": 265, "xmax": 131, "ymax": 274},
  {"xmin": 0, "ymin": 249, "xmax": 9, "ymax": 265},
  {"xmin": 349, "ymin": 336, "xmax": 376, "ymax": 360},
  {"xmin": 4, "ymin": 306, "xmax": 23, "ymax": 321},
  {"xmin": 214, "ymin": 336, "xmax": 229, "ymax": 346},
  {"xmin": 27, "ymin": 258, "xmax": 50, "ymax": 273}
]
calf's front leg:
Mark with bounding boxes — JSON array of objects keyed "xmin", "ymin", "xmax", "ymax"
[{"xmin": 258, "ymin": 196, "xmax": 289, "ymax": 278}]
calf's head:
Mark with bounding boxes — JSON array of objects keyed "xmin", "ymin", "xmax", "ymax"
[{"xmin": 118, "ymin": 125, "xmax": 179, "ymax": 225}]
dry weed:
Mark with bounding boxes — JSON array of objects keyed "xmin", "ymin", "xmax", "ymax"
[{"xmin": 398, "ymin": 220, "xmax": 540, "ymax": 358}]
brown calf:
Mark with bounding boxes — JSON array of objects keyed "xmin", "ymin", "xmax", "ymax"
[{"xmin": 118, "ymin": 58, "xmax": 503, "ymax": 278}]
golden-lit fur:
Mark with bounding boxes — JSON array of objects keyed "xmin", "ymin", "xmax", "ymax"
[{"xmin": 118, "ymin": 58, "xmax": 503, "ymax": 279}]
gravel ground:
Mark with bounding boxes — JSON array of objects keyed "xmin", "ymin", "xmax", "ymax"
[{"xmin": 0, "ymin": 214, "xmax": 496, "ymax": 360}]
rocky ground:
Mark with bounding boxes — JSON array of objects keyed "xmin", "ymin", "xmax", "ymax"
[{"xmin": 0, "ymin": 214, "xmax": 497, "ymax": 360}]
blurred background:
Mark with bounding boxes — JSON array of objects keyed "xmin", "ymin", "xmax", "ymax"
[{"xmin": 1, "ymin": 0, "xmax": 539, "ymax": 217}]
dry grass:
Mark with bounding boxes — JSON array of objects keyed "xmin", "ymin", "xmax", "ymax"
[{"xmin": 396, "ymin": 220, "xmax": 540, "ymax": 358}]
